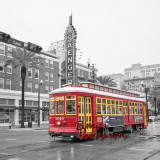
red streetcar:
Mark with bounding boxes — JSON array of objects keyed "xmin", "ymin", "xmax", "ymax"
[{"xmin": 49, "ymin": 82, "xmax": 148, "ymax": 140}]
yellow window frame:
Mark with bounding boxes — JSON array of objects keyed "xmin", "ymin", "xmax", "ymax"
[
  {"xmin": 55, "ymin": 96, "xmax": 64, "ymax": 115},
  {"xmin": 49, "ymin": 97, "xmax": 55, "ymax": 115},
  {"xmin": 65, "ymin": 95, "xmax": 76, "ymax": 115}
]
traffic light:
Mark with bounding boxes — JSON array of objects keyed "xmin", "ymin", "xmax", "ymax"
[
  {"xmin": 27, "ymin": 42, "xmax": 42, "ymax": 53},
  {"xmin": 0, "ymin": 32, "xmax": 11, "ymax": 43}
]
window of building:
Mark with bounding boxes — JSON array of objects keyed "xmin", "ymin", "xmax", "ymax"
[
  {"xmin": 28, "ymin": 68, "xmax": 32, "ymax": 78},
  {"xmin": 35, "ymin": 83, "xmax": 39, "ymax": 89},
  {"xmin": 0, "ymin": 109, "xmax": 14, "ymax": 123},
  {"xmin": 50, "ymin": 86, "xmax": 53, "ymax": 91},
  {"xmin": 19, "ymin": 110, "xmax": 36, "ymax": 123},
  {"xmin": 50, "ymin": 73, "xmax": 53, "ymax": 82},
  {"xmin": 0, "ymin": 44, "xmax": 5, "ymax": 56},
  {"xmin": 6, "ymin": 65, "xmax": 12, "ymax": 74},
  {"xmin": 50, "ymin": 60, "xmax": 53, "ymax": 69},
  {"xmin": 45, "ymin": 85, "xmax": 49, "ymax": 93},
  {"xmin": 45, "ymin": 59, "xmax": 49, "ymax": 68},
  {"xmin": 7, "ymin": 47, "xmax": 12, "ymax": 58},
  {"xmin": 45, "ymin": 72, "xmax": 49, "ymax": 81},
  {"xmin": 42, "ymin": 110, "xmax": 49, "ymax": 121},
  {"xmin": 28, "ymin": 82, "xmax": 32, "ymax": 92},
  {"xmin": 35, "ymin": 69, "xmax": 39, "ymax": 79},
  {"xmin": 0, "ymin": 61, "xmax": 4, "ymax": 72},
  {"xmin": 88, "ymin": 72, "xmax": 92, "ymax": 79},
  {"xmin": 33, "ymin": 101, "xmax": 38, "ymax": 106},
  {"xmin": 0, "ymin": 78, "xmax": 4, "ymax": 89},
  {"xmin": 6, "ymin": 79, "xmax": 11, "ymax": 90}
]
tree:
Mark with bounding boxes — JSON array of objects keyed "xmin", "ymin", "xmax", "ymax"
[
  {"xmin": 5, "ymin": 48, "xmax": 44, "ymax": 128},
  {"xmin": 148, "ymin": 87, "xmax": 160, "ymax": 115},
  {"xmin": 96, "ymin": 76, "xmax": 117, "ymax": 87}
]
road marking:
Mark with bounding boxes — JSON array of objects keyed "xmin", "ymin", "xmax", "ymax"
[
  {"xmin": 79, "ymin": 144, "xmax": 93, "ymax": 146},
  {"xmin": 129, "ymin": 148, "xmax": 153, "ymax": 152},
  {"xmin": 5, "ymin": 139, "xmax": 16, "ymax": 141},
  {"xmin": 37, "ymin": 141, "xmax": 46, "ymax": 143}
]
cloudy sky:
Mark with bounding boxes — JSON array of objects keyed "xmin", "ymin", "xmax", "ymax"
[{"xmin": 1, "ymin": 0, "xmax": 160, "ymax": 75}]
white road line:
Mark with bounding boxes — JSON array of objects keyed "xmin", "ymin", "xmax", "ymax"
[
  {"xmin": 129, "ymin": 148, "xmax": 153, "ymax": 152},
  {"xmin": 0, "ymin": 152, "xmax": 9, "ymax": 155},
  {"xmin": 79, "ymin": 144, "xmax": 93, "ymax": 146},
  {"xmin": 37, "ymin": 141, "xmax": 46, "ymax": 143},
  {"xmin": 5, "ymin": 139, "xmax": 16, "ymax": 141}
]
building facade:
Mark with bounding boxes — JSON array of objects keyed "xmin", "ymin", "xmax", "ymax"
[
  {"xmin": 48, "ymin": 40, "xmax": 97, "ymax": 86},
  {"xmin": 0, "ymin": 41, "xmax": 60, "ymax": 127},
  {"xmin": 124, "ymin": 63, "xmax": 160, "ymax": 91},
  {"xmin": 124, "ymin": 63, "xmax": 160, "ymax": 114},
  {"xmin": 105, "ymin": 73, "xmax": 125, "ymax": 90}
]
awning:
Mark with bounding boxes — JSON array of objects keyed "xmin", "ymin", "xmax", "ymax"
[{"xmin": 0, "ymin": 105, "xmax": 18, "ymax": 109}]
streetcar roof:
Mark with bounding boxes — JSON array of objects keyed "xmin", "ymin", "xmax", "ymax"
[{"xmin": 49, "ymin": 86, "xmax": 145, "ymax": 102}]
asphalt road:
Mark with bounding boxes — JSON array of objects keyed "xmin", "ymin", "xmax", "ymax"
[{"xmin": 0, "ymin": 123, "xmax": 160, "ymax": 160}]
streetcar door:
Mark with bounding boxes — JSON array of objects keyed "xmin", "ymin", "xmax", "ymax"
[
  {"xmin": 143, "ymin": 104, "xmax": 148, "ymax": 126},
  {"xmin": 78, "ymin": 96, "xmax": 85, "ymax": 134},
  {"xmin": 78, "ymin": 96, "xmax": 92, "ymax": 133},
  {"xmin": 85, "ymin": 97, "xmax": 92, "ymax": 133}
]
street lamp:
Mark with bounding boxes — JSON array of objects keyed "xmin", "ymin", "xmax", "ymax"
[
  {"xmin": 141, "ymin": 81, "xmax": 149, "ymax": 121},
  {"xmin": 38, "ymin": 80, "xmax": 43, "ymax": 127},
  {"xmin": 154, "ymin": 97, "xmax": 157, "ymax": 116}
]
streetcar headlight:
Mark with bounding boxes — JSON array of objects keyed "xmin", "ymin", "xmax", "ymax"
[{"xmin": 57, "ymin": 121, "xmax": 61, "ymax": 126}]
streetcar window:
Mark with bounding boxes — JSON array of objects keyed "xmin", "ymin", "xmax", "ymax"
[
  {"xmin": 90, "ymin": 84, "xmax": 94, "ymax": 89},
  {"xmin": 102, "ymin": 99, "xmax": 106, "ymax": 104},
  {"xmin": 113, "ymin": 90, "xmax": 116, "ymax": 93},
  {"xmin": 56, "ymin": 96, "xmax": 64, "ymax": 115},
  {"xmin": 100, "ymin": 87, "xmax": 103, "ymax": 91},
  {"xmin": 105, "ymin": 88, "xmax": 108, "ymax": 91},
  {"xmin": 107, "ymin": 105, "xmax": 111, "ymax": 114},
  {"xmin": 66, "ymin": 96, "xmax": 76, "ymax": 115},
  {"xmin": 95, "ymin": 85, "xmax": 99, "ymax": 90},
  {"xmin": 119, "ymin": 106, "xmax": 122, "ymax": 114},
  {"xmin": 116, "ymin": 106, "xmax": 119, "ymax": 114},
  {"xmin": 50, "ymin": 101, "xmax": 55, "ymax": 115},
  {"xmin": 119, "ymin": 101, "xmax": 122, "ymax": 105},
  {"xmin": 116, "ymin": 101, "xmax": 118, "ymax": 105},
  {"xmin": 102, "ymin": 105, "xmax": 106, "ymax": 114},
  {"xmin": 135, "ymin": 107, "xmax": 138, "ymax": 114},
  {"xmin": 82, "ymin": 84, "xmax": 88, "ymax": 88},
  {"xmin": 112, "ymin": 106, "xmax": 115, "ymax": 114},
  {"xmin": 97, "ymin": 104, "xmax": 101, "ymax": 114},
  {"xmin": 107, "ymin": 100, "xmax": 110, "ymax": 104},
  {"xmin": 112, "ymin": 100, "xmax": 115, "ymax": 104},
  {"xmin": 97, "ymin": 98, "xmax": 101, "ymax": 103},
  {"xmin": 109, "ymin": 89, "xmax": 112, "ymax": 92}
]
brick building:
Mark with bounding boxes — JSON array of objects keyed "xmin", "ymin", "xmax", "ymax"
[{"xmin": 0, "ymin": 41, "xmax": 60, "ymax": 127}]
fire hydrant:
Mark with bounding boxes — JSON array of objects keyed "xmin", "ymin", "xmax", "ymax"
[{"xmin": 9, "ymin": 121, "xmax": 12, "ymax": 129}]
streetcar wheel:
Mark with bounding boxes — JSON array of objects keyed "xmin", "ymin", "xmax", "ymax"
[
  {"xmin": 130, "ymin": 126, "xmax": 133, "ymax": 133},
  {"xmin": 136, "ymin": 125, "xmax": 140, "ymax": 132}
]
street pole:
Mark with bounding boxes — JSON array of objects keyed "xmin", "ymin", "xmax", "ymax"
[
  {"xmin": 38, "ymin": 80, "xmax": 43, "ymax": 127},
  {"xmin": 92, "ymin": 64, "xmax": 95, "ymax": 83},
  {"xmin": 154, "ymin": 97, "xmax": 157, "ymax": 116},
  {"xmin": 145, "ymin": 87, "xmax": 149, "ymax": 122}
]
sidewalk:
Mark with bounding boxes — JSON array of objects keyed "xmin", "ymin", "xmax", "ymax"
[{"xmin": 0, "ymin": 123, "xmax": 49, "ymax": 131}]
